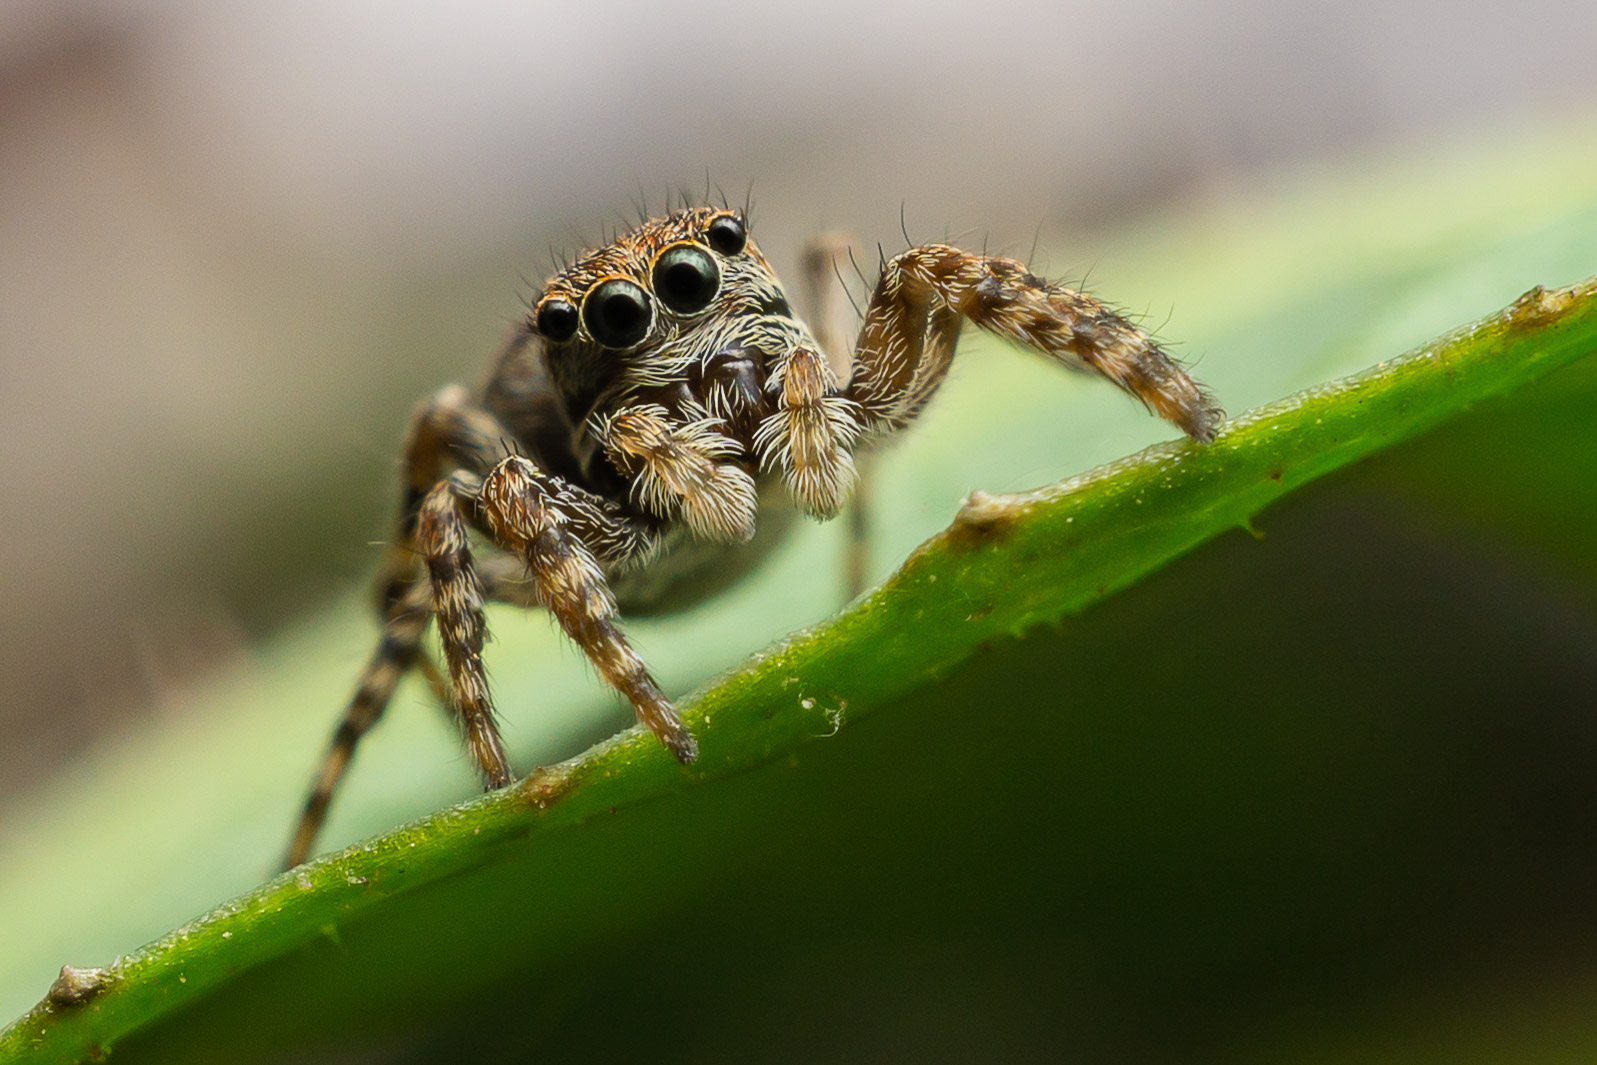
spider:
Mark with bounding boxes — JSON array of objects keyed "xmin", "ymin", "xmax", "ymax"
[{"xmin": 283, "ymin": 203, "xmax": 1223, "ymax": 868}]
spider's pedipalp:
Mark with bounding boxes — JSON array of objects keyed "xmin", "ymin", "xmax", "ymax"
[
  {"xmin": 754, "ymin": 348, "xmax": 861, "ymax": 520},
  {"xmin": 595, "ymin": 403, "xmax": 757, "ymax": 543}
]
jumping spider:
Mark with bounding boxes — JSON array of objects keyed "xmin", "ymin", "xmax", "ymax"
[{"xmin": 284, "ymin": 204, "xmax": 1222, "ymax": 868}]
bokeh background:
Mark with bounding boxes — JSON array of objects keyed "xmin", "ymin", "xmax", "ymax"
[
  {"xmin": 6, "ymin": 0, "xmax": 1597, "ymax": 795},
  {"xmin": 5, "ymin": 2, "xmax": 1597, "ymax": 1062}
]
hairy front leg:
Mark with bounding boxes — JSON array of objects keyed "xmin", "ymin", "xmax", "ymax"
[
  {"xmin": 478, "ymin": 455, "xmax": 697, "ymax": 763},
  {"xmin": 282, "ymin": 542, "xmax": 586, "ymax": 869},
  {"xmin": 388, "ymin": 460, "xmax": 670, "ymax": 795},
  {"xmin": 414, "ymin": 472, "xmax": 517, "ymax": 792},
  {"xmin": 850, "ymin": 245, "xmax": 1222, "ymax": 442}
]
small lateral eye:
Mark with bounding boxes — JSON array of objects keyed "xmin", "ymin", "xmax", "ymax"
[
  {"xmin": 582, "ymin": 278, "xmax": 653, "ymax": 348},
  {"xmin": 534, "ymin": 298, "xmax": 579, "ymax": 342},
  {"xmin": 706, "ymin": 214, "xmax": 747, "ymax": 256},
  {"xmin": 652, "ymin": 244, "xmax": 721, "ymax": 314}
]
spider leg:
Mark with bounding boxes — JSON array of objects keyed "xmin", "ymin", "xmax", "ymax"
[
  {"xmin": 373, "ymin": 380, "xmax": 521, "ymax": 616},
  {"xmin": 417, "ymin": 456, "xmax": 668, "ymax": 777},
  {"xmin": 800, "ymin": 230, "xmax": 864, "ymax": 383},
  {"xmin": 801, "ymin": 231, "xmax": 874, "ymax": 599},
  {"xmin": 286, "ymin": 380, "xmax": 522, "ymax": 869},
  {"xmin": 281, "ymin": 551, "xmax": 553, "ymax": 870},
  {"xmin": 414, "ymin": 472, "xmax": 517, "ymax": 795},
  {"xmin": 282, "ymin": 582, "xmax": 433, "ymax": 869},
  {"xmin": 476, "ymin": 454, "xmax": 697, "ymax": 762},
  {"xmin": 843, "ymin": 463, "xmax": 872, "ymax": 598},
  {"xmin": 848, "ymin": 245, "xmax": 1222, "ymax": 441},
  {"xmin": 412, "ymin": 553, "xmax": 540, "ymax": 704},
  {"xmin": 310, "ymin": 461, "xmax": 653, "ymax": 851}
]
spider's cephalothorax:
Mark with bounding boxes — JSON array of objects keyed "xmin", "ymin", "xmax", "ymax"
[{"xmin": 283, "ymin": 204, "xmax": 1223, "ymax": 867}]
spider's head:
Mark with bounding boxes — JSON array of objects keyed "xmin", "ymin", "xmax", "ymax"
[{"xmin": 529, "ymin": 207, "xmax": 808, "ymax": 416}]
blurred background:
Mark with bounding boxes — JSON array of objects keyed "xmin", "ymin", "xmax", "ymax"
[{"xmin": 5, "ymin": 0, "xmax": 1597, "ymax": 798}]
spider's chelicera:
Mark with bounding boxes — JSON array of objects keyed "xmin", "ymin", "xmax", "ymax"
[{"xmin": 284, "ymin": 204, "xmax": 1223, "ymax": 867}]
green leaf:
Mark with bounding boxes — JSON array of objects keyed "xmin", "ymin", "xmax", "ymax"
[{"xmin": 5, "ymin": 117, "xmax": 1597, "ymax": 1064}]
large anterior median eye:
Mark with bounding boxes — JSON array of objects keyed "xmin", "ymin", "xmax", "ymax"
[
  {"xmin": 582, "ymin": 278, "xmax": 653, "ymax": 348},
  {"xmin": 651, "ymin": 244, "xmax": 720, "ymax": 315}
]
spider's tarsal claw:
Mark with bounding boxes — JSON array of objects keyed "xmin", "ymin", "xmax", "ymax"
[{"xmin": 661, "ymin": 721, "xmax": 700, "ymax": 764}]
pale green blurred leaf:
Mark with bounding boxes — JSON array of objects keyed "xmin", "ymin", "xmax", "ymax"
[{"xmin": 4, "ymin": 115, "xmax": 1597, "ymax": 1065}]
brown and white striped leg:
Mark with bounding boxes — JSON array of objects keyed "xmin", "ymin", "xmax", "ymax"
[
  {"xmin": 282, "ymin": 547, "xmax": 555, "ymax": 869},
  {"xmin": 477, "ymin": 455, "xmax": 697, "ymax": 762},
  {"xmin": 284, "ymin": 386, "xmax": 522, "ymax": 868},
  {"xmin": 418, "ymin": 485, "xmax": 609, "ymax": 776},
  {"xmin": 849, "ymin": 245, "xmax": 1222, "ymax": 442},
  {"xmin": 799, "ymin": 230, "xmax": 876, "ymax": 597},
  {"xmin": 410, "ymin": 554, "xmax": 538, "ymax": 705},
  {"xmin": 373, "ymin": 383, "xmax": 519, "ymax": 616},
  {"xmin": 282, "ymin": 584, "xmax": 433, "ymax": 869},
  {"xmin": 414, "ymin": 472, "xmax": 517, "ymax": 795},
  {"xmin": 372, "ymin": 324, "xmax": 531, "ymax": 622}
]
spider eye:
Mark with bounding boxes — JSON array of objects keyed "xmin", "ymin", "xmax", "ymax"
[
  {"xmin": 706, "ymin": 215, "xmax": 747, "ymax": 256},
  {"xmin": 652, "ymin": 244, "xmax": 721, "ymax": 315},
  {"xmin": 534, "ymin": 298, "xmax": 579, "ymax": 342},
  {"xmin": 582, "ymin": 278, "xmax": 653, "ymax": 348}
]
